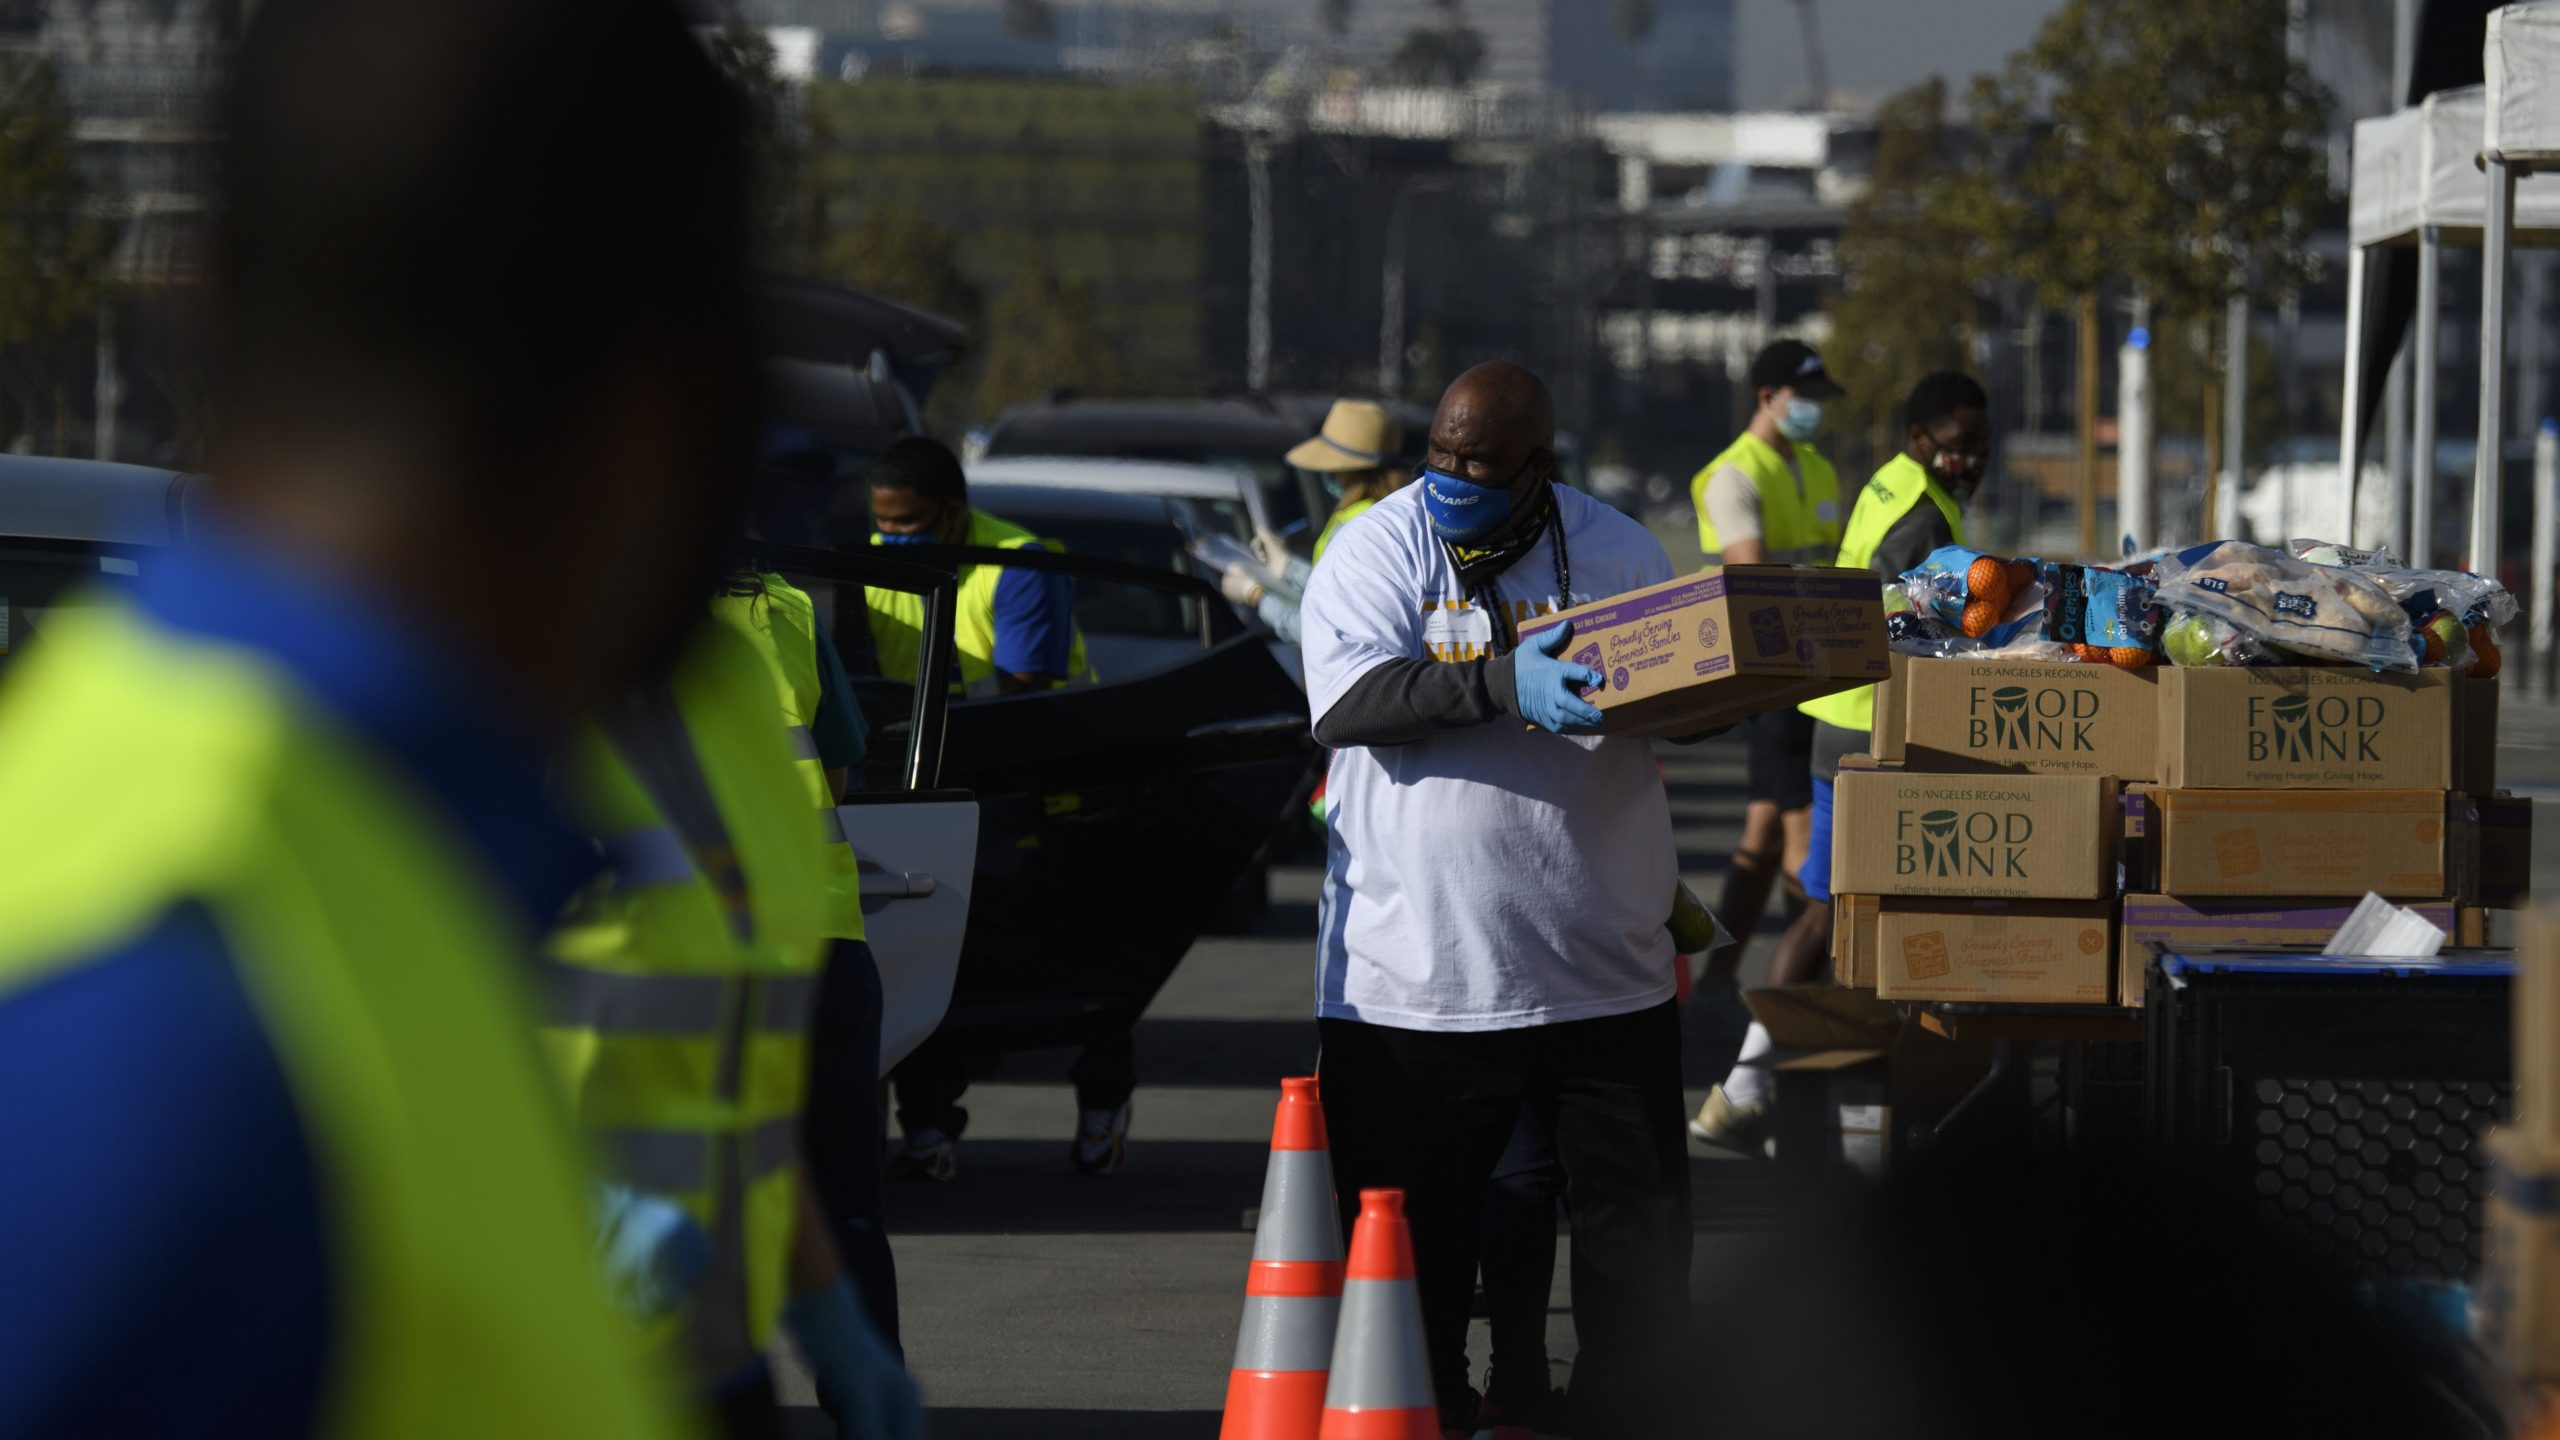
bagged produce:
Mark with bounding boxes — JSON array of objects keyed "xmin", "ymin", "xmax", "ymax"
[
  {"xmin": 2159, "ymin": 609, "xmax": 2277, "ymax": 668},
  {"xmin": 2151, "ymin": 541, "xmax": 2416, "ymax": 672},
  {"xmin": 1901, "ymin": 546, "xmax": 2044, "ymax": 644},
  {"xmin": 2039, "ymin": 563, "xmax": 2161, "ymax": 668}
]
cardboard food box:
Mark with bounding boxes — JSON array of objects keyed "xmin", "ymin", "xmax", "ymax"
[
  {"xmin": 2461, "ymin": 677, "xmax": 2502, "ymax": 796},
  {"xmin": 1830, "ymin": 771, "xmax": 2117, "ymax": 900},
  {"xmin": 2151, "ymin": 789, "xmax": 2476, "ymax": 899},
  {"xmin": 2478, "ymin": 1128, "xmax": 2560, "ymax": 1382},
  {"xmin": 2482, "ymin": 793, "xmax": 2535, "ymax": 909},
  {"xmin": 1514, "ymin": 565, "xmax": 1887, "ymax": 739},
  {"xmin": 1900, "ymin": 659, "xmax": 2161, "ymax": 780},
  {"xmin": 1833, "ymin": 893, "xmax": 1881, "ymax": 989},
  {"xmin": 1873, "ymin": 900, "xmax": 2116, "ymax": 1003},
  {"xmin": 2115, "ymin": 893, "xmax": 2483, "ymax": 1007},
  {"xmin": 2157, "ymin": 666, "xmax": 2457, "ymax": 788},
  {"xmin": 1869, "ymin": 651, "xmax": 1910, "ymax": 762}
]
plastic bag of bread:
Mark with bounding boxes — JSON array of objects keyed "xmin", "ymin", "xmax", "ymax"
[{"xmin": 2151, "ymin": 541, "xmax": 2416, "ymax": 672}]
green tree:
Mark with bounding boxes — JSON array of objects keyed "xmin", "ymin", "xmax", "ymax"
[
  {"xmin": 1964, "ymin": 0, "xmax": 2330, "ymax": 544},
  {"xmin": 824, "ymin": 202, "xmax": 982, "ymax": 335},
  {"xmin": 705, "ymin": 12, "xmax": 811, "ymax": 268},
  {"xmin": 1825, "ymin": 77, "xmax": 1991, "ymax": 472},
  {"xmin": 976, "ymin": 254, "xmax": 1127, "ymax": 420},
  {"xmin": 0, "ymin": 54, "xmax": 114, "ymax": 453}
]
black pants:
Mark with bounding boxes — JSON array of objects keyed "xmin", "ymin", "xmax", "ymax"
[
  {"xmin": 801, "ymin": 940, "xmax": 900, "ymax": 1350},
  {"xmin": 1479, "ymin": 1106, "xmax": 1562, "ymax": 1409},
  {"xmin": 1319, "ymin": 1002, "xmax": 1693, "ymax": 1434}
]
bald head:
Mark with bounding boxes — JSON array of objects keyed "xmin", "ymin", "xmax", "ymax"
[{"xmin": 1426, "ymin": 362, "xmax": 1556, "ymax": 506}]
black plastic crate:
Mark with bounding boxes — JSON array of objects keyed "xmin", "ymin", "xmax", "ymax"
[{"xmin": 2145, "ymin": 950, "xmax": 2513, "ymax": 1283}]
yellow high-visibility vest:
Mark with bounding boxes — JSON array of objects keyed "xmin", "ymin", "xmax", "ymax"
[
  {"xmin": 1800, "ymin": 452, "xmax": 1966, "ymax": 731},
  {"xmin": 0, "ymin": 599, "xmax": 685, "ymax": 1440},
  {"xmin": 866, "ymin": 508, "xmax": 1091, "ymax": 696},
  {"xmin": 711, "ymin": 575, "xmax": 865, "ymax": 942},
  {"xmin": 545, "ymin": 622, "xmax": 829, "ymax": 1368},
  {"xmin": 1690, "ymin": 431, "xmax": 1843, "ymax": 565}
]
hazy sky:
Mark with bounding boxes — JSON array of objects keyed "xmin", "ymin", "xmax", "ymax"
[{"xmin": 1732, "ymin": 0, "xmax": 2067, "ymax": 111}]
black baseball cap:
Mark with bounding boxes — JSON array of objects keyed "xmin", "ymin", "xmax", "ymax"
[{"xmin": 1748, "ymin": 339, "xmax": 1845, "ymax": 399}]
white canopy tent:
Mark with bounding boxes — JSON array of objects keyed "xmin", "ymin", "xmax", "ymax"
[
  {"xmin": 2341, "ymin": 82, "xmax": 2560, "ymax": 565},
  {"xmin": 2477, "ymin": 1, "xmax": 2560, "ymax": 575}
]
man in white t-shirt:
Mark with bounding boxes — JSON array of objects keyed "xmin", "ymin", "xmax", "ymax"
[{"xmin": 1299, "ymin": 362, "xmax": 1692, "ymax": 1436}]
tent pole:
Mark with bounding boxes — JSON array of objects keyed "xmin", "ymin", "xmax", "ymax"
[
  {"xmin": 2476, "ymin": 159, "xmax": 2516, "ymax": 574},
  {"xmin": 2339, "ymin": 244, "xmax": 2369, "ymax": 544},
  {"xmin": 2412, "ymin": 226, "xmax": 2441, "ymax": 569}
]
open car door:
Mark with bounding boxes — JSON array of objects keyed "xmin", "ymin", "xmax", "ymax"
[
  {"xmin": 838, "ymin": 540, "xmax": 1314, "ymax": 1058},
  {"xmin": 748, "ymin": 541, "xmax": 979, "ymax": 1075}
]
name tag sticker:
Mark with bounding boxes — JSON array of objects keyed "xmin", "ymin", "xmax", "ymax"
[{"xmin": 1421, "ymin": 605, "xmax": 1493, "ymax": 653}]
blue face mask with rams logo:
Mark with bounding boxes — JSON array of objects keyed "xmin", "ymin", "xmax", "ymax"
[{"xmin": 1419, "ymin": 466, "xmax": 1515, "ymax": 543}]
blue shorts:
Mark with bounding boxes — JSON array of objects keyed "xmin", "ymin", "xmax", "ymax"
[{"xmin": 1801, "ymin": 774, "xmax": 1835, "ymax": 905}]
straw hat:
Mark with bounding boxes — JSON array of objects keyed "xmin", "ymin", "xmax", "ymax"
[{"xmin": 1285, "ymin": 400, "xmax": 1402, "ymax": 473}]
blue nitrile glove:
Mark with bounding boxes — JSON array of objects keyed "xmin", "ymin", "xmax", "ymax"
[
  {"xmin": 1512, "ymin": 622, "xmax": 1606, "ymax": 734},
  {"xmin": 591, "ymin": 1183, "xmax": 712, "ymax": 1324},
  {"xmin": 789, "ymin": 1279, "xmax": 925, "ymax": 1440}
]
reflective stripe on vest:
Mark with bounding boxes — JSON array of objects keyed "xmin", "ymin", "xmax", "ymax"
[
  {"xmin": 1799, "ymin": 452, "xmax": 1967, "ymax": 731},
  {"xmin": 865, "ymin": 508, "xmax": 1092, "ymax": 696},
  {"xmin": 1689, "ymin": 431, "xmax": 1843, "ymax": 564},
  {"xmin": 546, "ymin": 623, "xmax": 827, "ymax": 1365},
  {"xmin": 0, "ymin": 599, "xmax": 686, "ymax": 1440},
  {"xmin": 599, "ymin": 1115, "xmax": 803, "ymax": 1194}
]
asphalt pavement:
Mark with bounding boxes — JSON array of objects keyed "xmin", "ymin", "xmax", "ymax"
[
  {"xmin": 767, "ymin": 691, "xmax": 2560, "ymax": 1433},
  {"xmin": 766, "ymin": 734, "xmax": 1768, "ymax": 1434}
]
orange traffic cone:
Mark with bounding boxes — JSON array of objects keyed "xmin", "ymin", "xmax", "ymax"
[
  {"xmin": 1221, "ymin": 1076, "xmax": 1346, "ymax": 1440},
  {"xmin": 1318, "ymin": 1188, "xmax": 1439, "ymax": 1440}
]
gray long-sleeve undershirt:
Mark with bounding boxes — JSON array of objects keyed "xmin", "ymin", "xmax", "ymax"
[{"xmin": 1312, "ymin": 652, "xmax": 1522, "ymax": 747}]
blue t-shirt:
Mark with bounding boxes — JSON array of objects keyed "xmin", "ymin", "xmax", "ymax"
[
  {"xmin": 0, "ymin": 535, "xmax": 594, "ymax": 1437},
  {"xmin": 988, "ymin": 553, "xmax": 1076, "ymax": 680}
]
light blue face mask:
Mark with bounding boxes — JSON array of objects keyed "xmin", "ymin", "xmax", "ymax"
[
  {"xmin": 1776, "ymin": 397, "xmax": 1824, "ymax": 442},
  {"xmin": 1322, "ymin": 474, "xmax": 1347, "ymax": 501},
  {"xmin": 1419, "ymin": 466, "xmax": 1515, "ymax": 543}
]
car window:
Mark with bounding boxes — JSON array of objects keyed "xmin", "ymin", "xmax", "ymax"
[
  {"xmin": 843, "ymin": 549, "xmax": 1228, "ymax": 700},
  {"xmin": 0, "ymin": 544, "xmax": 147, "ymax": 680}
]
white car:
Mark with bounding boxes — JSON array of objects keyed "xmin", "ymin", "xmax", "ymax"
[{"xmin": 966, "ymin": 456, "xmax": 1282, "ymax": 550}]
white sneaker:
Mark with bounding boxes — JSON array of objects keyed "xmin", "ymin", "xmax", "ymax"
[{"xmin": 1070, "ymin": 1103, "xmax": 1129, "ymax": 1176}]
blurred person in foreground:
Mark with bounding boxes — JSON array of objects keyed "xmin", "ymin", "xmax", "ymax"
[
  {"xmin": 1688, "ymin": 340, "xmax": 1847, "ymax": 991},
  {"xmin": 0, "ymin": 0, "xmax": 754, "ymax": 1434},
  {"xmin": 1217, "ymin": 399, "xmax": 1412, "ymax": 645},
  {"xmin": 543, "ymin": 564, "xmax": 918, "ymax": 1439},
  {"xmin": 1695, "ymin": 371, "xmax": 1989, "ymax": 1155},
  {"xmin": 1302, "ymin": 362, "xmax": 1695, "ymax": 1435},
  {"xmin": 861, "ymin": 438, "xmax": 1132, "ymax": 1179}
]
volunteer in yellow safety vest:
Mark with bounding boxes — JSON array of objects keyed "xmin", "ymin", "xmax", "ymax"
[
  {"xmin": 709, "ymin": 570, "xmax": 908, "ymax": 1353},
  {"xmin": 1688, "ymin": 339, "xmax": 1848, "ymax": 994},
  {"xmin": 864, "ymin": 435, "xmax": 1089, "ymax": 696},
  {"xmin": 0, "ymin": 1, "xmax": 751, "ymax": 1432},
  {"xmin": 1692, "ymin": 370, "xmax": 1989, "ymax": 1156},
  {"xmin": 1218, "ymin": 398, "xmax": 1412, "ymax": 646},
  {"xmin": 546, "ymin": 603, "xmax": 919, "ymax": 1438}
]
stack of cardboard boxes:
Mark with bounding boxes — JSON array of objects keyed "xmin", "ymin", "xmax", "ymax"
[{"xmin": 1831, "ymin": 658, "xmax": 2507, "ymax": 1006}]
